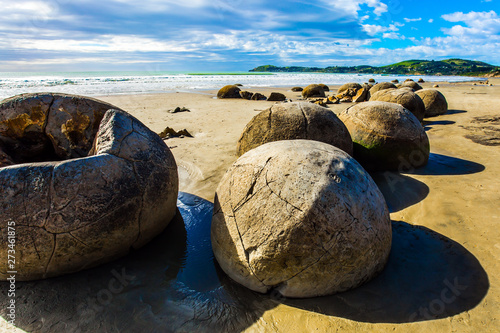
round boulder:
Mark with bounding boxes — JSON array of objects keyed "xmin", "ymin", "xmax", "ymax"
[
  {"xmin": 338, "ymin": 101, "xmax": 430, "ymax": 171},
  {"xmin": 291, "ymin": 87, "xmax": 303, "ymax": 92},
  {"xmin": 369, "ymin": 89, "xmax": 426, "ymax": 122},
  {"xmin": 302, "ymin": 84, "xmax": 326, "ymax": 98},
  {"xmin": 369, "ymin": 82, "xmax": 397, "ymax": 95},
  {"xmin": 0, "ymin": 93, "xmax": 178, "ymax": 280},
  {"xmin": 236, "ymin": 102, "xmax": 353, "ymax": 156},
  {"xmin": 217, "ymin": 85, "xmax": 242, "ymax": 98},
  {"xmin": 318, "ymin": 83, "xmax": 330, "ymax": 92},
  {"xmin": 337, "ymin": 83, "xmax": 362, "ymax": 95},
  {"xmin": 212, "ymin": 139, "xmax": 392, "ymax": 298},
  {"xmin": 267, "ymin": 92, "xmax": 286, "ymax": 101},
  {"xmin": 400, "ymin": 81, "xmax": 422, "ymax": 91},
  {"xmin": 415, "ymin": 89, "xmax": 448, "ymax": 117}
]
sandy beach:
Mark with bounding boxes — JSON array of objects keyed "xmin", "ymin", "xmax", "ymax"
[{"xmin": 1, "ymin": 79, "xmax": 499, "ymax": 332}]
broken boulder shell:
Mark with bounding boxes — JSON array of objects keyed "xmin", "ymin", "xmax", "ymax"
[
  {"xmin": 236, "ymin": 102, "xmax": 353, "ymax": 157},
  {"xmin": 0, "ymin": 93, "xmax": 178, "ymax": 281},
  {"xmin": 339, "ymin": 101, "xmax": 430, "ymax": 171},
  {"xmin": 211, "ymin": 139, "xmax": 392, "ymax": 298}
]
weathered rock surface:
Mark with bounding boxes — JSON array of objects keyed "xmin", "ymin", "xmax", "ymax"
[
  {"xmin": 239, "ymin": 91, "xmax": 254, "ymax": 100},
  {"xmin": 267, "ymin": 92, "xmax": 286, "ymax": 101},
  {"xmin": 0, "ymin": 95, "xmax": 178, "ymax": 281},
  {"xmin": 339, "ymin": 101, "xmax": 430, "ymax": 171},
  {"xmin": 217, "ymin": 85, "xmax": 242, "ymax": 99},
  {"xmin": 400, "ymin": 81, "xmax": 422, "ymax": 91},
  {"xmin": 0, "ymin": 93, "xmax": 120, "ymax": 162},
  {"xmin": 251, "ymin": 93, "xmax": 267, "ymax": 101},
  {"xmin": 236, "ymin": 102, "xmax": 353, "ymax": 156},
  {"xmin": 415, "ymin": 89, "xmax": 448, "ymax": 118},
  {"xmin": 318, "ymin": 84, "xmax": 330, "ymax": 92},
  {"xmin": 302, "ymin": 84, "xmax": 326, "ymax": 98},
  {"xmin": 369, "ymin": 89, "xmax": 426, "ymax": 122},
  {"xmin": 353, "ymin": 85, "xmax": 370, "ymax": 102},
  {"xmin": 212, "ymin": 139, "xmax": 392, "ymax": 298},
  {"xmin": 337, "ymin": 83, "xmax": 362, "ymax": 96},
  {"xmin": 369, "ymin": 82, "xmax": 397, "ymax": 95}
]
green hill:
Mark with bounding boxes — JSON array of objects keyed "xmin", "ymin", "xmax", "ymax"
[{"xmin": 250, "ymin": 59, "xmax": 500, "ymax": 76}]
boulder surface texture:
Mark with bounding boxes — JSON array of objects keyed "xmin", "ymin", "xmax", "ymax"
[
  {"xmin": 339, "ymin": 101, "xmax": 430, "ymax": 171},
  {"xmin": 369, "ymin": 82, "xmax": 397, "ymax": 95},
  {"xmin": 236, "ymin": 102, "xmax": 353, "ymax": 156},
  {"xmin": 302, "ymin": 84, "xmax": 326, "ymax": 98},
  {"xmin": 369, "ymin": 89, "xmax": 426, "ymax": 122},
  {"xmin": 415, "ymin": 89, "xmax": 448, "ymax": 117},
  {"xmin": 0, "ymin": 93, "xmax": 178, "ymax": 280},
  {"xmin": 211, "ymin": 140, "xmax": 392, "ymax": 298}
]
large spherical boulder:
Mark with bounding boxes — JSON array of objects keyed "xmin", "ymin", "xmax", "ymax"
[
  {"xmin": 0, "ymin": 93, "xmax": 178, "ymax": 280},
  {"xmin": 338, "ymin": 101, "xmax": 430, "ymax": 171},
  {"xmin": 302, "ymin": 84, "xmax": 326, "ymax": 98},
  {"xmin": 415, "ymin": 89, "xmax": 448, "ymax": 117},
  {"xmin": 236, "ymin": 102, "xmax": 353, "ymax": 156},
  {"xmin": 369, "ymin": 82, "xmax": 397, "ymax": 95},
  {"xmin": 217, "ymin": 85, "xmax": 242, "ymax": 98},
  {"xmin": 212, "ymin": 139, "xmax": 392, "ymax": 298},
  {"xmin": 369, "ymin": 89, "xmax": 426, "ymax": 122},
  {"xmin": 400, "ymin": 81, "xmax": 422, "ymax": 91}
]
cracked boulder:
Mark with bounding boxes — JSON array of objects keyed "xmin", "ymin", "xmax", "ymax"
[
  {"xmin": 369, "ymin": 88, "xmax": 426, "ymax": 122},
  {"xmin": 0, "ymin": 93, "xmax": 178, "ymax": 281},
  {"xmin": 339, "ymin": 101, "xmax": 430, "ymax": 171},
  {"xmin": 236, "ymin": 102, "xmax": 353, "ymax": 157},
  {"xmin": 415, "ymin": 89, "xmax": 448, "ymax": 118},
  {"xmin": 211, "ymin": 139, "xmax": 392, "ymax": 298}
]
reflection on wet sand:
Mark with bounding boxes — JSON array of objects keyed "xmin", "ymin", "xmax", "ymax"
[{"xmin": 0, "ymin": 193, "xmax": 489, "ymax": 332}]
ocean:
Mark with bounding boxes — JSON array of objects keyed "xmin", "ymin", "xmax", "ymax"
[{"xmin": 0, "ymin": 71, "xmax": 481, "ymax": 100}]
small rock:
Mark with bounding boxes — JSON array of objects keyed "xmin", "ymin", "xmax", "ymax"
[
  {"xmin": 239, "ymin": 91, "xmax": 254, "ymax": 100},
  {"xmin": 368, "ymin": 78, "xmax": 376, "ymax": 84},
  {"xmin": 169, "ymin": 106, "xmax": 190, "ymax": 113},
  {"xmin": 158, "ymin": 127, "xmax": 193, "ymax": 139},
  {"xmin": 251, "ymin": 93, "xmax": 267, "ymax": 101},
  {"xmin": 418, "ymin": 78, "xmax": 425, "ymax": 83},
  {"xmin": 291, "ymin": 87, "xmax": 303, "ymax": 92},
  {"xmin": 267, "ymin": 92, "xmax": 287, "ymax": 102},
  {"xmin": 391, "ymin": 79, "xmax": 399, "ymax": 84},
  {"xmin": 433, "ymin": 84, "xmax": 439, "ymax": 88}
]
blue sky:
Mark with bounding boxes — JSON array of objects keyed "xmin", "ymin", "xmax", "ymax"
[{"xmin": 0, "ymin": 0, "xmax": 498, "ymax": 71}]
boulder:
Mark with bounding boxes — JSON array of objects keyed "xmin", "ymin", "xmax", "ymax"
[
  {"xmin": 239, "ymin": 91, "xmax": 254, "ymax": 100},
  {"xmin": 211, "ymin": 139, "xmax": 392, "ymax": 298},
  {"xmin": 0, "ymin": 93, "xmax": 178, "ymax": 281},
  {"xmin": 433, "ymin": 84, "xmax": 440, "ymax": 88},
  {"xmin": 236, "ymin": 102, "xmax": 353, "ymax": 157},
  {"xmin": 338, "ymin": 101, "xmax": 430, "ymax": 171},
  {"xmin": 318, "ymin": 83, "xmax": 330, "ymax": 92},
  {"xmin": 391, "ymin": 79, "xmax": 399, "ymax": 84},
  {"xmin": 369, "ymin": 82, "xmax": 397, "ymax": 95},
  {"xmin": 369, "ymin": 89, "xmax": 426, "ymax": 122},
  {"xmin": 404, "ymin": 78, "xmax": 414, "ymax": 82},
  {"xmin": 368, "ymin": 78, "xmax": 376, "ymax": 84},
  {"xmin": 337, "ymin": 83, "xmax": 362, "ymax": 96},
  {"xmin": 418, "ymin": 78, "xmax": 425, "ymax": 83},
  {"xmin": 400, "ymin": 81, "xmax": 422, "ymax": 91},
  {"xmin": 251, "ymin": 93, "xmax": 267, "ymax": 101},
  {"xmin": 217, "ymin": 85, "xmax": 242, "ymax": 99},
  {"xmin": 415, "ymin": 89, "xmax": 448, "ymax": 118},
  {"xmin": 267, "ymin": 92, "xmax": 287, "ymax": 102},
  {"xmin": 328, "ymin": 96, "xmax": 340, "ymax": 104},
  {"xmin": 291, "ymin": 87, "xmax": 303, "ymax": 92},
  {"xmin": 302, "ymin": 84, "xmax": 326, "ymax": 98}
]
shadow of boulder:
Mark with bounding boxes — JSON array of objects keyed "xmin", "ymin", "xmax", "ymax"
[
  {"xmin": 370, "ymin": 172, "xmax": 429, "ymax": 213},
  {"xmin": 405, "ymin": 153, "xmax": 485, "ymax": 176},
  {"xmin": 284, "ymin": 221, "xmax": 489, "ymax": 323}
]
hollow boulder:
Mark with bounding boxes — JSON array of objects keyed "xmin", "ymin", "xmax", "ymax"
[
  {"xmin": 236, "ymin": 102, "xmax": 353, "ymax": 156},
  {"xmin": 369, "ymin": 89, "xmax": 426, "ymax": 122},
  {"xmin": 337, "ymin": 83, "xmax": 362, "ymax": 96},
  {"xmin": 212, "ymin": 139, "xmax": 392, "ymax": 298},
  {"xmin": 338, "ymin": 101, "xmax": 430, "ymax": 171},
  {"xmin": 415, "ymin": 89, "xmax": 448, "ymax": 118},
  {"xmin": 0, "ymin": 93, "xmax": 178, "ymax": 280}
]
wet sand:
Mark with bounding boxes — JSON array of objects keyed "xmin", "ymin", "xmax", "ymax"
[{"xmin": 1, "ymin": 79, "xmax": 499, "ymax": 332}]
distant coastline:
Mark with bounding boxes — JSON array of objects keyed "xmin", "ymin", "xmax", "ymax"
[{"xmin": 250, "ymin": 58, "xmax": 500, "ymax": 77}]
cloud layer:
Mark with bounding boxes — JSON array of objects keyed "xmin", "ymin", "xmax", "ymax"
[{"xmin": 0, "ymin": 0, "xmax": 498, "ymax": 71}]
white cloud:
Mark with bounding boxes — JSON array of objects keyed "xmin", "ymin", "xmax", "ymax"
[
  {"xmin": 428, "ymin": 19, "xmax": 434, "ymax": 23},
  {"xmin": 361, "ymin": 23, "xmax": 399, "ymax": 36},
  {"xmin": 404, "ymin": 18, "xmax": 422, "ymax": 23},
  {"xmin": 442, "ymin": 10, "xmax": 500, "ymax": 36},
  {"xmin": 321, "ymin": 0, "xmax": 388, "ymax": 17}
]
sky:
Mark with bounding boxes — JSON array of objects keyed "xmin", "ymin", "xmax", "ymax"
[{"xmin": 0, "ymin": 0, "xmax": 499, "ymax": 72}]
